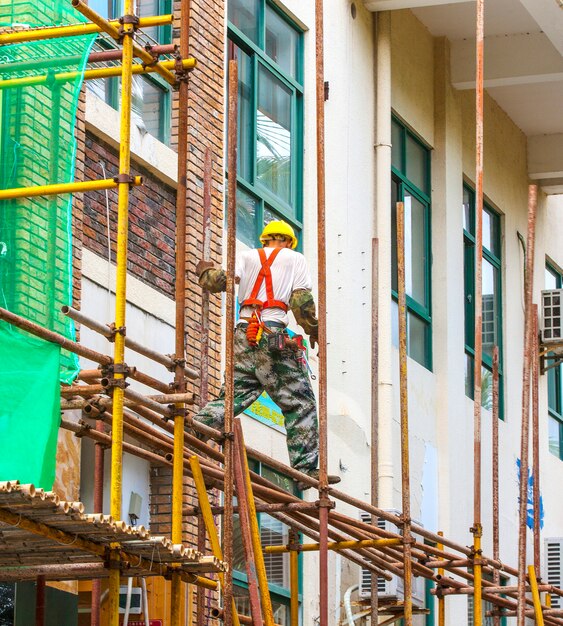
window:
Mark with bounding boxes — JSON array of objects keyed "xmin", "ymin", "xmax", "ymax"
[
  {"xmin": 546, "ymin": 263, "xmax": 563, "ymax": 459},
  {"xmin": 233, "ymin": 463, "xmax": 301, "ymax": 624},
  {"xmin": 463, "ymin": 185, "xmax": 503, "ymax": 413},
  {"xmin": 86, "ymin": 0, "xmax": 172, "ymax": 144},
  {"xmin": 228, "ymin": 1, "xmax": 303, "ymax": 247},
  {"xmin": 391, "ymin": 116, "xmax": 432, "ymax": 369}
]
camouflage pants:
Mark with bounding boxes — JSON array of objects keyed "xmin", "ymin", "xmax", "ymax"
[{"xmin": 194, "ymin": 327, "xmax": 319, "ymax": 473}]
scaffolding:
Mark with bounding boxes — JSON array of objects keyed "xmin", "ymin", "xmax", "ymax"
[{"xmin": 0, "ymin": 0, "xmax": 560, "ymax": 625}]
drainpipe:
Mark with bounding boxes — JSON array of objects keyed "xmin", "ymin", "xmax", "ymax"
[{"xmin": 374, "ymin": 11, "xmax": 394, "ymax": 509}]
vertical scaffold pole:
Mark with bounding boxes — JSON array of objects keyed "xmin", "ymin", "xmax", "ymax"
[
  {"xmin": 396, "ymin": 201, "xmax": 412, "ymax": 626},
  {"xmin": 517, "ymin": 184, "xmax": 538, "ymax": 626},
  {"xmin": 492, "ymin": 346, "xmax": 500, "ymax": 626},
  {"xmin": 315, "ymin": 0, "xmax": 329, "ymax": 623},
  {"xmin": 289, "ymin": 528, "xmax": 300, "ymax": 626},
  {"xmin": 370, "ymin": 237, "xmax": 379, "ymax": 623},
  {"xmin": 171, "ymin": 0, "xmax": 190, "ymax": 623},
  {"xmin": 532, "ymin": 305, "xmax": 541, "ymax": 577},
  {"xmin": 528, "ymin": 565, "xmax": 545, "ymax": 626},
  {"xmin": 224, "ymin": 58, "xmax": 239, "ymax": 626},
  {"xmin": 472, "ymin": 0, "xmax": 485, "ymax": 623},
  {"xmin": 437, "ymin": 532, "xmax": 445, "ymax": 626},
  {"xmin": 108, "ymin": 0, "xmax": 135, "ymax": 623}
]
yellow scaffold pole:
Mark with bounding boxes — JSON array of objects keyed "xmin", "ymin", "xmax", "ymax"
[
  {"xmin": 102, "ymin": 0, "xmax": 135, "ymax": 621},
  {"xmin": 189, "ymin": 456, "xmax": 241, "ymax": 626},
  {"xmin": 0, "ymin": 177, "xmax": 142, "ymax": 200},
  {"xmin": 529, "ymin": 566, "xmax": 545, "ymax": 626}
]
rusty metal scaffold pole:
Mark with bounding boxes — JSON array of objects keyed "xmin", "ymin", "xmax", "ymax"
[
  {"xmin": 315, "ymin": 0, "xmax": 330, "ymax": 623},
  {"xmin": 472, "ymin": 1, "xmax": 485, "ymax": 623},
  {"xmin": 517, "ymin": 184, "xmax": 538, "ymax": 626},
  {"xmin": 492, "ymin": 345, "xmax": 500, "ymax": 626},
  {"xmin": 396, "ymin": 201, "xmax": 413, "ymax": 625},
  {"xmin": 532, "ymin": 304, "xmax": 541, "ymax": 578},
  {"xmin": 223, "ymin": 58, "xmax": 239, "ymax": 626}
]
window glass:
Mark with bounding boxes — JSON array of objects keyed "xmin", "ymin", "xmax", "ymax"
[
  {"xmin": 88, "ymin": 0, "xmax": 110, "ymax": 17},
  {"xmin": 391, "ymin": 119, "xmax": 402, "ymax": 171},
  {"xmin": 407, "ymin": 312, "xmax": 427, "ymax": 366},
  {"xmin": 464, "ymin": 355, "xmax": 495, "ymax": 411},
  {"xmin": 546, "ymin": 266, "xmax": 560, "ymax": 290},
  {"xmin": 257, "ymin": 66, "xmax": 293, "ymax": 208},
  {"xmin": 234, "ymin": 45, "xmax": 253, "ymax": 181},
  {"xmin": 229, "ymin": 0, "xmax": 260, "ymax": 43},
  {"xmin": 463, "ymin": 186, "xmax": 472, "ymax": 233},
  {"xmin": 265, "ymin": 4, "xmax": 298, "ymax": 79},
  {"xmin": 237, "ymin": 186, "xmax": 259, "ymax": 247},
  {"xmin": 261, "ymin": 514, "xmax": 290, "ymax": 587},
  {"xmin": 406, "ymin": 132, "xmax": 428, "ymax": 194},
  {"xmin": 548, "ymin": 364, "xmax": 559, "ymax": 413},
  {"xmin": 482, "ymin": 259, "xmax": 498, "ymax": 360},
  {"xmin": 404, "ymin": 193, "xmax": 427, "ymax": 306},
  {"xmin": 136, "ymin": 77, "xmax": 165, "ymax": 139},
  {"xmin": 138, "ymin": 0, "xmax": 166, "ymax": 42},
  {"xmin": 549, "ymin": 416, "xmax": 561, "ymax": 459},
  {"xmin": 483, "ymin": 206, "xmax": 499, "ymax": 256}
]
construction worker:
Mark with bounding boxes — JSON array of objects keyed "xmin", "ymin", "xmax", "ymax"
[{"xmin": 194, "ymin": 220, "xmax": 339, "ymax": 487}]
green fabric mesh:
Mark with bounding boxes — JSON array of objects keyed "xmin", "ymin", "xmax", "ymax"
[{"xmin": 0, "ymin": 0, "xmax": 95, "ymax": 487}]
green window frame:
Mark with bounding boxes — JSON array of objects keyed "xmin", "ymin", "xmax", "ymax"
[
  {"xmin": 391, "ymin": 116, "xmax": 432, "ymax": 370},
  {"xmin": 463, "ymin": 184, "xmax": 503, "ymax": 416},
  {"xmin": 232, "ymin": 461, "xmax": 302, "ymax": 625},
  {"xmin": 228, "ymin": 0, "xmax": 304, "ymax": 248},
  {"xmin": 86, "ymin": 0, "xmax": 172, "ymax": 145},
  {"xmin": 546, "ymin": 262, "xmax": 563, "ymax": 459}
]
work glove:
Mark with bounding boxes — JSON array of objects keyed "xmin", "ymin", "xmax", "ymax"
[
  {"xmin": 289, "ymin": 289, "xmax": 319, "ymax": 349},
  {"xmin": 196, "ymin": 260, "xmax": 227, "ymax": 293}
]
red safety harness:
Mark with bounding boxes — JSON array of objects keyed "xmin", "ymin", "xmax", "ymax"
[
  {"xmin": 240, "ymin": 248, "xmax": 287, "ymax": 346},
  {"xmin": 240, "ymin": 248, "xmax": 288, "ymax": 312}
]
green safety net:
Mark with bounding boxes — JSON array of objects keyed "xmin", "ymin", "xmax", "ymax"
[{"xmin": 0, "ymin": 0, "xmax": 95, "ymax": 488}]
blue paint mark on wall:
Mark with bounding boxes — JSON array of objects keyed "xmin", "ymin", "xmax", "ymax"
[{"xmin": 516, "ymin": 458, "xmax": 544, "ymax": 530}]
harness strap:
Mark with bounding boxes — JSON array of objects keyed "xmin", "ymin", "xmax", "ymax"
[{"xmin": 241, "ymin": 248, "xmax": 288, "ymax": 312}]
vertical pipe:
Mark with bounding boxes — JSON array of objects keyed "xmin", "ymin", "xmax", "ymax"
[
  {"xmin": 370, "ymin": 237, "xmax": 379, "ymax": 623},
  {"xmin": 91, "ymin": 420, "xmax": 105, "ymax": 626},
  {"xmin": 224, "ymin": 58, "xmax": 239, "ymax": 626},
  {"xmin": 196, "ymin": 515, "xmax": 206, "ymax": 626},
  {"xmin": 437, "ymin": 533, "xmax": 445, "ymax": 626},
  {"xmin": 315, "ymin": 0, "xmax": 329, "ymax": 623},
  {"xmin": 396, "ymin": 200, "xmax": 412, "ymax": 626},
  {"xmin": 492, "ymin": 346, "xmax": 500, "ymax": 626},
  {"xmin": 374, "ymin": 11, "xmax": 393, "ymax": 509},
  {"xmin": 234, "ymin": 419, "xmax": 275, "ymax": 625},
  {"xmin": 35, "ymin": 575, "xmax": 46, "ymax": 626},
  {"xmin": 171, "ymin": 0, "xmax": 190, "ymax": 623},
  {"xmin": 232, "ymin": 432, "xmax": 264, "ymax": 625},
  {"xmin": 528, "ymin": 565, "xmax": 545, "ymax": 626},
  {"xmin": 517, "ymin": 185, "xmax": 538, "ymax": 626},
  {"xmin": 289, "ymin": 528, "xmax": 300, "ymax": 626},
  {"xmin": 473, "ymin": 1, "xmax": 485, "ymax": 623},
  {"xmin": 109, "ymin": 1, "xmax": 135, "ymax": 623},
  {"xmin": 532, "ymin": 305, "xmax": 541, "ymax": 577}
]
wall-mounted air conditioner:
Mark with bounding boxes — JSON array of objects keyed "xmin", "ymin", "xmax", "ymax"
[
  {"xmin": 358, "ymin": 510, "xmax": 425, "ymax": 609},
  {"xmin": 541, "ymin": 290, "xmax": 563, "ymax": 344},
  {"xmin": 545, "ymin": 538, "xmax": 563, "ymax": 609}
]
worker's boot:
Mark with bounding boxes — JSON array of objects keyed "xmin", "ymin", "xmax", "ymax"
[{"xmin": 296, "ymin": 469, "xmax": 341, "ymax": 491}]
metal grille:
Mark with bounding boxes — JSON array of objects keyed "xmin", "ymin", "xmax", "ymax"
[
  {"xmin": 542, "ymin": 289, "xmax": 563, "ymax": 343},
  {"xmin": 546, "ymin": 539, "xmax": 563, "ymax": 608}
]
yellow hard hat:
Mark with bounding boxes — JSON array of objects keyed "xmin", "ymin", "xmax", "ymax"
[{"xmin": 259, "ymin": 220, "xmax": 298, "ymax": 250}]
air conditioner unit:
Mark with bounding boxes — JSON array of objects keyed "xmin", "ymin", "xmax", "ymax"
[
  {"xmin": 541, "ymin": 289, "xmax": 563, "ymax": 344},
  {"xmin": 545, "ymin": 538, "xmax": 563, "ymax": 609},
  {"xmin": 358, "ymin": 510, "xmax": 425, "ymax": 609}
]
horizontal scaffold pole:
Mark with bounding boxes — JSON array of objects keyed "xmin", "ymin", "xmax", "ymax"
[
  {"xmin": 0, "ymin": 15, "xmax": 171, "ymax": 45},
  {"xmin": 0, "ymin": 177, "xmax": 142, "ymax": 200},
  {"xmin": 0, "ymin": 59, "xmax": 196, "ymax": 90},
  {"xmin": 264, "ymin": 537, "xmax": 402, "ymax": 554}
]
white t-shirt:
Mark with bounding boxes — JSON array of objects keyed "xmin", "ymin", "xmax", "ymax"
[{"xmin": 236, "ymin": 247, "xmax": 312, "ymax": 325}]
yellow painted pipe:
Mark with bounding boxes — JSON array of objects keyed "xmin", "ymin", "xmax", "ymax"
[
  {"xmin": 473, "ymin": 534, "xmax": 483, "ymax": 626},
  {"xmin": 236, "ymin": 426, "xmax": 276, "ymax": 626},
  {"xmin": 71, "ymin": 0, "xmax": 177, "ymax": 86},
  {"xmin": 528, "ymin": 565, "xmax": 545, "ymax": 626},
  {"xmin": 264, "ymin": 537, "xmax": 402, "ymax": 554},
  {"xmin": 290, "ymin": 540, "xmax": 299, "ymax": 626},
  {"xmin": 0, "ymin": 15, "xmax": 171, "ymax": 44},
  {"xmin": 171, "ymin": 413, "xmax": 186, "ymax": 624},
  {"xmin": 0, "ymin": 176, "xmax": 142, "ymax": 200},
  {"xmin": 107, "ymin": 4, "xmax": 134, "ymax": 624},
  {"xmin": 0, "ymin": 59, "xmax": 196, "ymax": 90},
  {"xmin": 189, "ymin": 456, "xmax": 242, "ymax": 626},
  {"xmin": 437, "ymin": 533, "xmax": 445, "ymax": 626}
]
